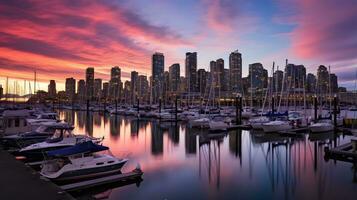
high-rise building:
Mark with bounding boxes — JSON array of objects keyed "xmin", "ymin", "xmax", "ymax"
[
  {"xmin": 185, "ymin": 52, "xmax": 197, "ymax": 92},
  {"xmin": 330, "ymin": 73, "xmax": 338, "ymax": 94},
  {"xmin": 48, "ymin": 80, "xmax": 56, "ymax": 98},
  {"xmin": 163, "ymin": 71, "xmax": 170, "ymax": 101},
  {"xmin": 197, "ymin": 69, "xmax": 207, "ymax": 95},
  {"xmin": 273, "ymin": 70, "xmax": 283, "ymax": 93},
  {"xmin": 306, "ymin": 73, "xmax": 316, "ymax": 94},
  {"xmin": 138, "ymin": 75, "xmax": 149, "ymax": 103},
  {"xmin": 77, "ymin": 79, "xmax": 86, "ymax": 101},
  {"xmin": 248, "ymin": 63, "xmax": 268, "ymax": 90},
  {"xmin": 102, "ymin": 82, "xmax": 109, "ymax": 99},
  {"xmin": 216, "ymin": 58, "xmax": 225, "ymax": 92},
  {"xmin": 317, "ymin": 65, "xmax": 329, "ymax": 94},
  {"xmin": 65, "ymin": 77, "xmax": 76, "ymax": 100},
  {"xmin": 169, "ymin": 63, "xmax": 180, "ymax": 93},
  {"xmin": 130, "ymin": 71, "xmax": 139, "ymax": 103},
  {"xmin": 152, "ymin": 52, "xmax": 164, "ymax": 103},
  {"xmin": 285, "ymin": 64, "xmax": 306, "ymax": 90},
  {"xmin": 123, "ymin": 81, "xmax": 131, "ymax": 103},
  {"xmin": 229, "ymin": 50, "xmax": 242, "ymax": 93},
  {"xmin": 85, "ymin": 67, "xmax": 94, "ymax": 100},
  {"xmin": 94, "ymin": 78, "xmax": 102, "ymax": 100},
  {"xmin": 223, "ymin": 69, "xmax": 230, "ymax": 92},
  {"xmin": 110, "ymin": 66, "xmax": 121, "ymax": 101}
]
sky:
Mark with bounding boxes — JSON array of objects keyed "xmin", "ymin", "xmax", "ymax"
[{"xmin": 0, "ymin": 0, "xmax": 356, "ymax": 93}]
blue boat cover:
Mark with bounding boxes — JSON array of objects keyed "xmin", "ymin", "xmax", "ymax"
[{"xmin": 46, "ymin": 141, "xmax": 108, "ymax": 157}]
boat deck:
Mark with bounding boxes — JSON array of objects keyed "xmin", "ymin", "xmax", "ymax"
[{"xmin": 324, "ymin": 142, "xmax": 357, "ymax": 163}]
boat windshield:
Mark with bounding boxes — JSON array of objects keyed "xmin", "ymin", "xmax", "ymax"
[
  {"xmin": 50, "ymin": 128, "xmax": 73, "ymax": 139},
  {"xmin": 36, "ymin": 126, "xmax": 48, "ymax": 132}
]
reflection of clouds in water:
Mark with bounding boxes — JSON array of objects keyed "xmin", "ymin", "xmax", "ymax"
[{"xmin": 57, "ymin": 110, "xmax": 357, "ymax": 200}]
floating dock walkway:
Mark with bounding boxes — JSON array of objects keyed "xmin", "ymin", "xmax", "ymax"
[
  {"xmin": 324, "ymin": 138, "xmax": 357, "ymax": 163},
  {"xmin": 60, "ymin": 169, "xmax": 143, "ymax": 192},
  {"xmin": 0, "ymin": 149, "xmax": 73, "ymax": 200}
]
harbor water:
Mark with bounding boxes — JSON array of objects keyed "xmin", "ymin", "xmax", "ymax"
[{"xmin": 59, "ymin": 110, "xmax": 357, "ymax": 200}]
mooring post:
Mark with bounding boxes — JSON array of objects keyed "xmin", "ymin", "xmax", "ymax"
[
  {"xmin": 333, "ymin": 95, "xmax": 338, "ymax": 128},
  {"xmin": 137, "ymin": 98, "xmax": 140, "ymax": 116},
  {"xmin": 272, "ymin": 95, "xmax": 275, "ymax": 114},
  {"xmin": 86, "ymin": 99, "xmax": 89, "ymax": 112},
  {"xmin": 115, "ymin": 99, "xmax": 118, "ymax": 114},
  {"xmin": 159, "ymin": 98, "xmax": 162, "ymax": 114},
  {"xmin": 235, "ymin": 96, "xmax": 239, "ymax": 125},
  {"xmin": 314, "ymin": 95, "xmax": 318, "ymax": 122},
  {"xmin": 175, "ymin": 96, "xmax": 178, "ymax": 121}
]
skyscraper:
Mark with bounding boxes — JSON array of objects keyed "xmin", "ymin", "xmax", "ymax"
[
  {"xmin": 248, "ymin": 63, "xmax": 267, "ymax": 90},
  {"xmin": 130, "ymin": 71, "xmax": 138, "ymax": 103},
  {"xmin": 330, "ymin": 73, "xmax": 338, "ymax": 94},
  {"xmin": 48, "ymin": 80, "xmax": 56, "ymax": 98},
  {"xmin": 229, "ymin": 50, "xmax": 242, "ymax": 93},
  {"xmin": 273, "ymin": 70, "xmax": 283, "ymax": 93},
  {"xmin": 169, "ymin": 63, "xmax": 180, "ymax": 93},
  {"xmin": 110, "ymin": 66, "xmax": 121, "ymax": 101},
  {"xmin": 163, "ymin": 71, "xmax": 170, "ymax": 101},
  {"xmin": 138, "ymin": 75, "xmax": 149, "ymax": 103},
  {"xmin": 197, "ymin": 69, "xmax": 207, "ymax": 95},
  {"xmin": 185, "ymin": 52, "xmax": 197, "ymax": 93},
  {"xmin": 102, "ymin": 82, "xmax": 109, "ymax": 100},
  {"xmin": 223, "ymin": 69, "xmax": 230, "ymax": 92},
  {"xmin": 85, "ymin": 67, "xmax": 94, "ymax": 100},
  {"xmin": 77, "ymin": 79, "xmax": 86, "ymax": 101},
  {"xmin": 65, "ymin": 77, "xmax": 76, "ymax": 100},
  {"xmin": 152, "ymin": 52, "xmax": 164, "ymax": 103},
  {"xmin": 216, "ymin": 58, "xmax": 225, "ymax": 92},
  {"xmin": 123, "ymin": 80, "xmax": 131, "ymax": 103},
  {"xmin": 317, "ymin": 65, "xmax": 329, "ymax": 94},
  {"xmin": 94, "ymin": 78, "xmax": 102, "ymax": 100},
  {"xmin": 306, "ymin": 73, "xmax": 316, "ymax": 94},
  {"xmin": 285, "ymin": 64, "xmax": 306, "ymax": 90}
]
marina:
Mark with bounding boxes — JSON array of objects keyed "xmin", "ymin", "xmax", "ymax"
[{"xmin": 1, "ymin": 105, "xmax": 356, "ymax": 199}]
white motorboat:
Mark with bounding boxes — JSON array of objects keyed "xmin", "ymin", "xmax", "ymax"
[
  {"xmin": 18, "ymin": 126, "xmax": 103, "ymax": 162},
  {"xmin": 262, "ymin": 120, "xmax": 292, "ymax": 133},
  {"xmin": 40, "ymin": 141, "xmax": 128, "ymax": 182},
  {"xmin": 249, "ymin": 117, "xmax": 270, "ymax": 130},
  {"xmin": 0, "ymin": 109, "xmax": 32, "ymax": 136},
  {"xmin": 309, "ymin": 121, "xmax": 334, "ymax": 133}
]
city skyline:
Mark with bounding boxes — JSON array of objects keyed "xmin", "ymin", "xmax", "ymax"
[{"xmin": 0, "ymin": 0, "xmax": 356, "ymax": 91}]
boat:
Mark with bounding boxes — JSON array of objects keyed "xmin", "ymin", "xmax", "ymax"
[
  {"xmin": 309, "ymin": 120, "xmax": 334, "ymax": 133},
  {"xmin": 249, "ymin": 116, "xmax": 270, "ymax": 130},
  {"xmin": 17, "ymin": 126, "xmax": 103, "ymax": 162},
  {"xmin": 261, "ymin": 120, "xmax": 292, "ymax": 133},
  {"xmin": 0, "ymin": 122, "xmax": 71, "ymax": 149},
  {"xmin": 40, "ymin": 141, "xmax": 128, "ymax": 182},
  {"xmin": 0, "ymin": 109, "xmax": 32, "ymax": 136}
]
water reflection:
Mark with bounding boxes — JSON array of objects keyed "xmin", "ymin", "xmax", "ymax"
[{"xmin": 58, "ymin": 110, "xmax": 357, "ymax": 200}]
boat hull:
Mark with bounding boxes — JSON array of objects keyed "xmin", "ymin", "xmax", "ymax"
[
  {"xmin": 262, "ymin": 124, "xmax": 291, "ymax": 133},
  {"xmin": 48, "ymin": 161, "xmax": 127, "ymax": 182}
]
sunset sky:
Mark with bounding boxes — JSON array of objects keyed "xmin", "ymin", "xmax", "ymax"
[{"xmin": 0, "ymin": 0, "xmax": 356, "ymax": 92}]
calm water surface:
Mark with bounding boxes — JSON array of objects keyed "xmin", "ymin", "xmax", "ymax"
[{"xmin": 59, "ymin": 110, "xmax": 357, "ymax": 200}]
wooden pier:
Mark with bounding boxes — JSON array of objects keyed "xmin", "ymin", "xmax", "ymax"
[
  {"xmin": 60, "ymin": 169, "xmax": 143, "ymax": 192},
  {"xmin": 324, "ymin": 139, "xmax": 357, "ymax": 163}
]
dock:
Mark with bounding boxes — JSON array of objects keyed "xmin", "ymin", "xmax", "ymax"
[
  {"xmin": 324, "ymin": 141, "xmax": 357, "ymax": 163},
  {"xmin": 60, "ymin": 169, "xmax": 143, "ymax": 192},
  {"xmin": 0, "ymin": 149, "xmax": 73, "ymax": 200},
  {"xmin": 228, "ymin": 124, "xmax": 252, "ymax": 130}
]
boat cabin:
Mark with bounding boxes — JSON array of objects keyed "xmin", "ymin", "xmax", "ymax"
[{"xmin": 0, "ymin": 110, "xmax": 32, "ymax": 136}]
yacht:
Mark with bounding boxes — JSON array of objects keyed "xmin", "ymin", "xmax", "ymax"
[
  {"xmin": 40, "ymin": 141, "xmax": 128, "ymax": 182},
  {"xmin": 262, "ymin": 120, "xmax": 292, "ymax": 133},
  {"xmin": 17, "ymin": 127, "xmax": 103, "ymax": 162},
  {"xmin": 249, "ymin": 116, "xmax": 270, "ymax": 130},
  {"xmin": 309, "ymin": 120, "xmax": 334, "ymax": 133},
  {"xmin": 0, "ymin": 122, "xmax": 71, "ymax": 149},
  {"xmin": 0, "ymin": 109, "xmax": 32, "ymax": 136},
  {"xmin": 189, "ymin": 118, "xmax": 210, "ymax": 129}
]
